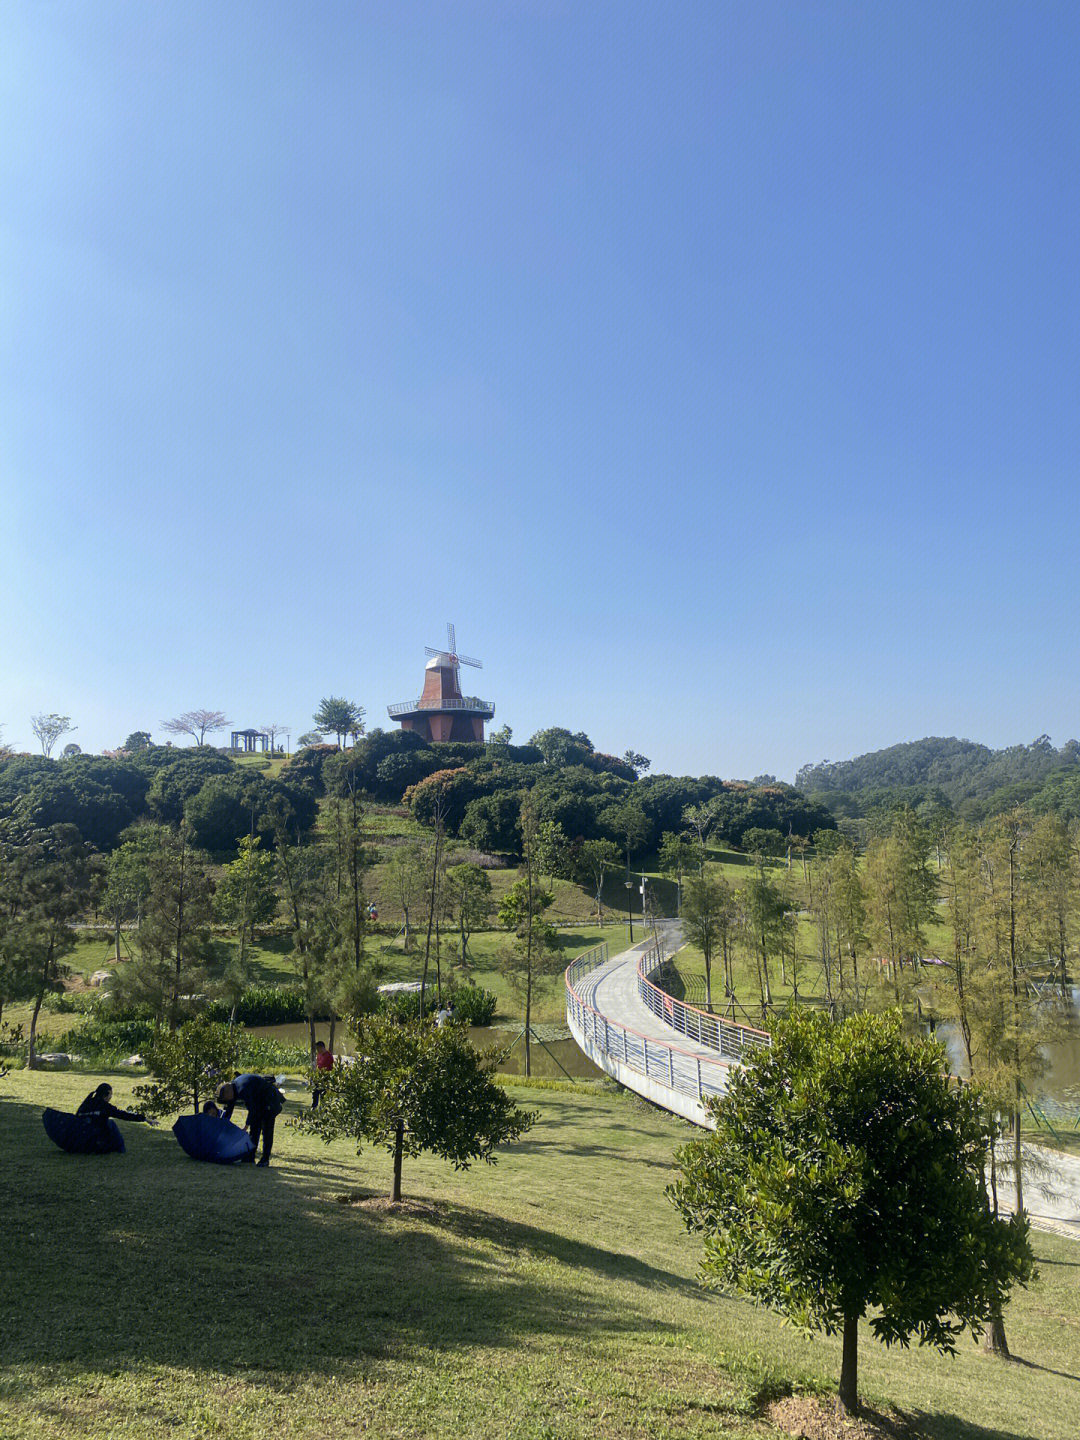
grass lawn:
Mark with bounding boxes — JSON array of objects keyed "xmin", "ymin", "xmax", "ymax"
[{"xmin": 2, "ymin": 1070, "xmax": 1079, "ymax": 1440}]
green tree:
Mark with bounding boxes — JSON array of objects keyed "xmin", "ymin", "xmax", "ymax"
[
  {"xmin": 134, "ymin": 1015, "xmax": 242, "ymax": 1115},
  {"xmin": 115, "ymin": 824, "xmax": 214, "ymax": 1029},
  {"xmin": 740, "ymin": 826, "xmax": 784, "ymax": 860},
  {"xmin": 122, "ymin": 731, "xmax": 153, "ymax": 752},
  {"xmin": 498, "ymin": 801, "xmax": 559, "ymax": 1076},
  {"xmin": 269, "ymin": 804, "xmax": 335, "ymax": 1061},
  {"xmin": 740, "ymin": 867, "xmax": 788, "ymax": 1016},
  {"xmin": 306, "ymin": 1014, "xmax": 535, "ymax": 1201},
  {"xmin": 622, "ymin": 749, "xmax": 650, "ymax": 776},
  {"xmin": 658, "ymin": 832, "xmax": 698, "ymax": 917},
  {"xmin": 386, "ymin": 841, "xmax": 426, "ymax": 951},
  {"xmin": 31, "ymin": 713, "xmax": 75, "ymax": 758},
  {"xmin": 214, "ymin": 835, "xmax": 278, "ymax": 1021},
  {"xmin": 445, "ymin": 862, "xmax": 493, "ymax": 968},
  {"xmin": 575, "ymin": 837, "xmax": 621, "ymax": 926},
  {"xmin": 0, "ymin": 823, "xmax": 91, "ymax": 1066},
  {"xmin": 312, "ymin": 697, "xmax": 365, "ymax": 748},
  {"xmin": 681, "ymin": 872, "xmax": 733, "ymax": 1012},
  {"xmin": 101, "ymin": 828, "xmax": 158, "ymax": 964},
  {"xmin": 669, "ymin": 1009, "xmax": 1034, "ymax": 1417}
]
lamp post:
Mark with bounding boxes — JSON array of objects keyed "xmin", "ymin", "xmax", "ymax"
[{"xmin": 624, "ymin": 880, "xmax": 634, "ymax": 942}]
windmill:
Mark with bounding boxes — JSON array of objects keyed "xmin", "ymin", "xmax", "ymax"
[
  {"xmin": 424, "ymin": 622, "xmax": 482, "ymax": 672},
  {"xmin": 388, "ymin": 622, "xmax": 495, "ymax": 744}
]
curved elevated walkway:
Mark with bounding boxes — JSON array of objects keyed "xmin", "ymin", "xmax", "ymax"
[{"xmin": 565, "ymin": 925, "xmax": 769, "ymax": 1128}]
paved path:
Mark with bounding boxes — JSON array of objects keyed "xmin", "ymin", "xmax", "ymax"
[
  {"xmin": 995, "ymin": 1142, "xmax": 1080, "ymax": 1240},
  {"xmin": 566, "ymin": 925, "xmax": 737, "ymax": 1125}
]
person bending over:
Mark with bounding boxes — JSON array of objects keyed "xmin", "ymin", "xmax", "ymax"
[{"xmin": 215, "ymin": 1073, "xmax": 284, "ymax": 1166}]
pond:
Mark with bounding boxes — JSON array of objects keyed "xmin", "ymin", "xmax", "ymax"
[{"xmin": 248, "ymin": 1022, "xmax": 606, "ymax": 1083}]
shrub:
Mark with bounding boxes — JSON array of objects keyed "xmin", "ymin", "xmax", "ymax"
[
  {"xmin": 378, "ymin": 989, "xmax": 423, "ymax": 1022},
  {"xmin": 203, "ymin": 984, "xmax": 329, "ymax": 1026},
  {"xmin": 51, "ymin": 1017, "xmax": 158, "ymax": 1061},
  {"xmin": 449, "ymin": 984, "xmax": 498, "ymax": 1026}
]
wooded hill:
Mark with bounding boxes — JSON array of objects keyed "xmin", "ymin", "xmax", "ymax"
[
  {"xmin": 796, "ymin": 734, "xmax": 1080, "ymax": 823},
  {"xmin": 0, "ymin": 725, "xmax": 836, "ymax": 865}
]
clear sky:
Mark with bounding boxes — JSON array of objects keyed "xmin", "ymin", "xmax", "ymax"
[{"xmin": 2, "ymin": 2, "xmax": 1078, "ymax": 779}]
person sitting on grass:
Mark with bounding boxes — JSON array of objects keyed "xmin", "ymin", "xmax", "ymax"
[
  {"xmin": 77, "ymin": 1083, "xmax": 153, "ymax": 1139},
  {"xmin": 215, "ymin": 1074, "xmax": 284, "ymax": 1166}
]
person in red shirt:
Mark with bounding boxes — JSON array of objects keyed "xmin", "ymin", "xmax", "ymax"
[{"xmin": 312, "ymin": 1040, "xmax": 334, "ymax": 1108}]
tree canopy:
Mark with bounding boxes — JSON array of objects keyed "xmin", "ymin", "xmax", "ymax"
[
  {"xmin": 306, "ymin": 1014, "xmax": 535, "ymax": 1200},
  {"xmin": 669, "ymin": 1009, "xmax": 1034, "ymax": 1416}
]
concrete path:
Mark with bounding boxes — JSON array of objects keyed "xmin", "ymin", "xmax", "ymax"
[
  {"xmin": 995, "ymin": 1142, "xmax": 1080, "ymax": 1240},
  {"xmin": 566, "ymin": 925, "xmax": 736, "ymax": 1126},
  {"xmin": 570, "ymin": 933, "xmax": 1080, "ymax": 1242}
]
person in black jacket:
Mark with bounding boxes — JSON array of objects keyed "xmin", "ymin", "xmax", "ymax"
[
  {"xmin": 76, "ymin": 1084, "xmax": 152, "ymax": 1144},
  {"xmin": 215, "ymin": 1073, "xmax": 284, "ymax": 1166}
]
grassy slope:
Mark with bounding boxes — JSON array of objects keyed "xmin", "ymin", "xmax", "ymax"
[{"xmin": 3, "ymin": 1069, "xmax": 1079, "ymax": 1440}]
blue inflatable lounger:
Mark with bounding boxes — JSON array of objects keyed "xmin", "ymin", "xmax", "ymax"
[
  {"xmin": 173, "ymin": 1113, "xmax": 257, "ymax": 1164},
  {"xmin": 42, "ymin": 1107, "xmax": 125, "ymax": 1155}
]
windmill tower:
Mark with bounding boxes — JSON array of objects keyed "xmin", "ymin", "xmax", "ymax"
[{"xmin": 387, "ymin": 623, "xmax": 495, "ymax": 743}]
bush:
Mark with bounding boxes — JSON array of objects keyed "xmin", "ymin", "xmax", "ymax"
[
  {"xmin": 378, "ymin": 989, "xmax": 423, "ymax": 1022},
  {"xmin": 51, "ymin": 1017, "xmax": 158, "ymax": 1061},
  {"xmin": 375, "ymin": 984, "xmax": 497, "ymax": 1026},
  {"xmin": 449, "ymin": 984, "xmax": 498, "ymax": 1026},
  {"xmin": 203, "ymin": 985, "xmax": 329, "ymax": 1026}
]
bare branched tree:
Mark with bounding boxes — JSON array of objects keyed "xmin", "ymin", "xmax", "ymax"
[
  {"xmin": 261, "ymin": 723, "xmax": 287, "ymax": 755},
  {"xmin": 31, "ymin": 713, "xmax": 75, "ymax": 757},
  {"xmin": 161, "ymin": 710, "xmax": 231, "ymax": 747}
]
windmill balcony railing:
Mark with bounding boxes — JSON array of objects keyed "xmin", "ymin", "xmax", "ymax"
[
  {"xmin": 387, "ymin": 697, "xmax": 495, "ymax": 716},
  {"xmin": 635, "ymin": 937, "xmax": 771, "ymax": 1062},
  {"xmin": 565, "ymin": 943, "xmax": 735, "ymax": 1106}
]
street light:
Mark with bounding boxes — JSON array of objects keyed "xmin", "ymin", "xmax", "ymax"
[{"xmin": 624, "ymin": 880, "xmax": 634, "ymax": 942}]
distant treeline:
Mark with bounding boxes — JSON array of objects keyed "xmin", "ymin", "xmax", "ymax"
[
  {"xmin": 0, "ymin": 725, "xmax": 836, "ymax": 860},
  {"xmin": 0, "ymin": 747, "xmax": 317, "ymax": 854},
  {"xmin": 795, "ymin": 734, "xmax": 1080, "ymax": 823}
]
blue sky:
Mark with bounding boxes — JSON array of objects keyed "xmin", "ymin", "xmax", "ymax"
[{"xmin": 2, "ymin": 2, "xmax": 1078, "ymax": 779}]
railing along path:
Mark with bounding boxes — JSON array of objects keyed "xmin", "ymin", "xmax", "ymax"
[
  {"xmin": 635, "ymin": 941, "xmax": 771, "ymax": 1063},
  {"xmin": 564, "ymin": 933, "xmax": 770, "ymax": 1116}
]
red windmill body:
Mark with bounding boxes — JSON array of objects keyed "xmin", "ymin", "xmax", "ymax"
[{"xmin": 387, "ymin": 623, "xmax": 495, "ymax": 743}]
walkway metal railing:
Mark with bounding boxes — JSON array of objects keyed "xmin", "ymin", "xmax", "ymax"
[
  {"xmin": 564, "ymin": 941, "xmax": 733, "ymax": 1106},
  {"xmin": 637, "ymin": 936, "xmax": 771, "ymax": 1063}
]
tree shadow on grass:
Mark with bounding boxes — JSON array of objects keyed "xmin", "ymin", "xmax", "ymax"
[
  {"xmin": 0, "ymin": 1092, "xmax": 686, "ymax": 1380},
  {"xmin": 893, "ymin": 1412, "xmax": 1056, "ymax": 1440}
]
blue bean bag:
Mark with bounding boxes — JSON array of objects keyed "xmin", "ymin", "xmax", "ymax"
[
  {"xmin": 42, "ymin": 1108, "xmax": 125, "ymax": 1155},
  {"xmin": 173, "ymin": 1113, "xmax": 257, "ymax": 1164}
]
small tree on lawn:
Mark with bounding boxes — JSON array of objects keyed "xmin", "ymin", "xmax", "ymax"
[
  {"xmin": 680, "ymin": 871, "xmax": 733, "ymax": 1011},
  {"xmin": 669, "ymin": 1009, "xmax": 1034, "ymax": 1418},
  {"xmin": 214, "ymin": 835, "xmax": 278, "ymax": 1022},
  {"xmin": 307, "ymin": 1015, "xmax": 535, "ymax": 1202},
  {"xmin": 135, "ymin": 1015, "xmax": 242, "ymax": 1116}
]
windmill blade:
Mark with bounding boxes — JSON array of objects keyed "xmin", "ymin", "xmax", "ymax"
[
  {"xmin": 447, "ymin": 622, "xmax": 457, "ymax": 655},
  {"xmin": 456, "ymin": 652, "xmax": 482, "ymax": 668},
  {"xmin": 424, "ymin": 646, "xmax": 445, "ymax": 660}
]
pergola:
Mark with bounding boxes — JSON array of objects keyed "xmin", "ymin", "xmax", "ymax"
[{"xmin": 230, "ymin": 728, "xmax": 270, "ymax": 753}]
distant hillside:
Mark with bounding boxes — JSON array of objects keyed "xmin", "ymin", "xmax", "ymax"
[{"xmin": 795, "ymin": 734, "xmax": 1080, "ymax": 821}]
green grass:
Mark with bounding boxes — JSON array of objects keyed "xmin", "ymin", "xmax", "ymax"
[{"xmin": 2, "ymin": 1069, "xmax": 1079, "ymax": 1439}]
